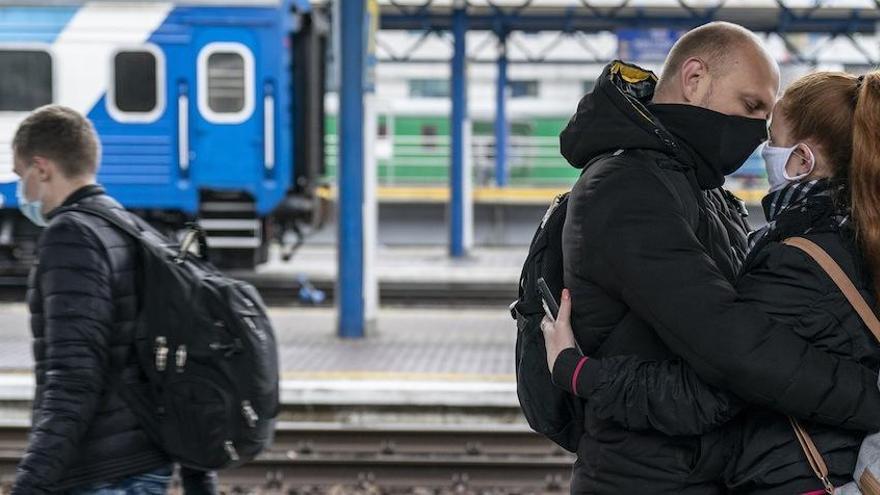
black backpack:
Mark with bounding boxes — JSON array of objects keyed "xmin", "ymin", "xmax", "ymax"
[
  {"xmin": 512, "ymin": 148, "xmax": 708, "ymax": 452},
  {"xmin": 511, "ymin": 190, "xmax": 585, "ymax": 453},
  {"xmin": 59, "ymin": 203, "xmax": 280, "ymax": 470}
]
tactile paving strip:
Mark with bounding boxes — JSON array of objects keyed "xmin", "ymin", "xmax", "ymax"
[{"xmin": 0, "ymin": 306, "xmax": 517, "ymax": 380}]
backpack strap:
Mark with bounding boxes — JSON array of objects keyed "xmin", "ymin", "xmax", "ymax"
[
  {"xmin": 781, "ymin": 236, "xmax": 880, "ymax": 495},
  {"xmin": 58, "ymin": 204, "xmax": 209, "ymax": 262},
  {"xmin": 614, "ymin": 148, "xmax": 702, "ymax": 232},
  {"xmin": 56, "ymin": 203, "xmax": 143, "ymax": 240},
  {"xmin": 511, "ymin": 149, "xmax": 623, "ymax": 320}
]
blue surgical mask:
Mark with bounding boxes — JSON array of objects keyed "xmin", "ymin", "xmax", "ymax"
[
  {"xmin": 761, "ymin": 143, "xmax": 815, "ymax": 192},
  {"xmin": 16, "ymin": 168, "xmax": 46, "ymax": 227}
]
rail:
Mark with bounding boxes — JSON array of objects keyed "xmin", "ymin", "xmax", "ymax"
[{"xmin": 0, "ymin": 421, "xmax": 572, "ymax": 493}]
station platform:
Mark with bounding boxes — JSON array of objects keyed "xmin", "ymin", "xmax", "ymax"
[
  {"xmin": 254, "ymin": 244, "xmax": 524, "ymax": 289},
  {"xmin": 0, "ymin": 304, "xmax": 521, "ymax": 420}
]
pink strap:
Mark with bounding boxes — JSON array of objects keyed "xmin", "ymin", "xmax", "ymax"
[{"xmin": 571, "ymin": 356, "xmax": 589, "ymax": 394}]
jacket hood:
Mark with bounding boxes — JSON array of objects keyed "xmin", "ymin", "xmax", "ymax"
[{"xmin": 559, "ymin": 60, "xmax": 679, "ymax": 169}]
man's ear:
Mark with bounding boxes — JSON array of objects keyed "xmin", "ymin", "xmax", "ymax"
[
  {"xmin": 680, "ymin": 57, "xmax": 710, "ymax": 104},
  {"xmin": 30, "ymin": 156, "xmax": 52, "ymax": 182}
]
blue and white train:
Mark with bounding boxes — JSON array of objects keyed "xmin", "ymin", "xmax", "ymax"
[{"xmin": 0, "ymin": 0, "xmax": 327, "ymax": 269}]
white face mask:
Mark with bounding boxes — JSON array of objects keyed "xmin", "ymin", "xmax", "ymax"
[
  {"xmin": 16, "ymin": 167, "xmax": 47, "ymax": 227},
  {"xmin": 761, "ymin": 143, "xmax": 815, "ymax": 192}
]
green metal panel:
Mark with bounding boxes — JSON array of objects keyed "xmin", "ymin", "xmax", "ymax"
[{"xmin": 324, "ymin": 114, "xmax": 579, "ymax": 186}]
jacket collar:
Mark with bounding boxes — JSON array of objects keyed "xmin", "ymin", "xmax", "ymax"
[
  {"xmin": 46, "ymin": 184, "xmax": 106, "ymax": 220},
  {"xmin": 558, "ymin": 60, "xmax": 729, "ymax": 188},
  {"xmin": 559, "ymin": 61, "xmax": 679, "ymax": 170}
]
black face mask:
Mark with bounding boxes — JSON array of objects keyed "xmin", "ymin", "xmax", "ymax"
[{"xmin": 648, "ymin": 103, "xmax": 768, "ymax": 189}]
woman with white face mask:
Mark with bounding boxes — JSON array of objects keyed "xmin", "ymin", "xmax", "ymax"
[{"xmin": 541, "ymin": 71, "xmax": 880, "ymax": 494}]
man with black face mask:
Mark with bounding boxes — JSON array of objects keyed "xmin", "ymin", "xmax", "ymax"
[{"xmin": 540, "ymin": 22, "xmax": 880, "ymax": 493}]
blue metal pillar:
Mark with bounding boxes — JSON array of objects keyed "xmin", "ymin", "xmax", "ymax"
[
  {"xmin": 450, "ymin": 4, "xmax": 468, "ymax": 258},
  {"xmin": 338, "ymin": 0, "xmax": 365, "ymax": 338},
  {"xmin": 494, "ymin": 33, "xmax": 508, "ymax": 187}
]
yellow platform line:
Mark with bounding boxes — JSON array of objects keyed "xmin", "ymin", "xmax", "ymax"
[
  {"xmin": 735, "ymin": 189, "xmax": 765, "ymax": 204},
  {"xmin": 317, "ymin": 186, "xmax": 567, "ymax": 205},
  {"xmin": 317, "ymin": 185, "xmax": 765, "ymax": 206},
  {"xmin": 281, "ymin": 370, "xmax": 516, "ymax": 382}
]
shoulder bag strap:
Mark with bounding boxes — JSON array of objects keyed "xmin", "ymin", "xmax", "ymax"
[
  {"xmin": 782, "ymin": 236, "xmax": 880, "ymax": 494},
  {"xmin": 784, "ymin": 237, "xmax": 880, "ymax": 341}
]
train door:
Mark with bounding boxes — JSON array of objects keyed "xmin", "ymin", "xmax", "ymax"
[
  {"xmin": 185, "ymin": 28, "xmax": 273, "ymax": 268},
  {"xmin": 189, "ymin": 33, "xmax": 265, "ymax": 187}
]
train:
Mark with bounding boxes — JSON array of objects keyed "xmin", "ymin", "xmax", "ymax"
[
  {"xmin": 0, "ymin": 1, "xmax": 779, "ymax": 273},
  {"xmin": 0, "ymin": 0, "xmax": 328, "ymax": 270}
]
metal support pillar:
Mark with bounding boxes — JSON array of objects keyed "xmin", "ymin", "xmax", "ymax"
[
  {"xmin": 337, "ymin": 0, "xmax": 365, "ymax": 338},
  {"xmin": 450, "ymin": 3, "xmax": 472, "ymax": 257},
  {"xmin": 494, "ymin": 32, "xmax": 509, "ymax": 187}
]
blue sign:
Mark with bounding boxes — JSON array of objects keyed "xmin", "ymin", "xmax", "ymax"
[{"xmin": 617, "ymin": 28, "xmax": 684, "ymax": 62}]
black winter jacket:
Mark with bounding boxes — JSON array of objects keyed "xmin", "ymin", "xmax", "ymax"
[
  {"xmin": 563, "ymin": 185, "xmax": 880, "ymax": 494},
  {"xmin": 724, "ymin": 190, "xmax": 880, "ymax": 494},
  {"xmin": 13, "ymin": 186, "xmax": 168, "ymax": 494},
  {"xmin": 551, "ymin": 61, "xmax": 880, "ymax": 493}
]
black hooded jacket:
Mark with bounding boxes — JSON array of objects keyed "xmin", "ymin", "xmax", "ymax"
[{"xmin": 551, "ymin": 61, "xmax": 880, "ymax": 493}]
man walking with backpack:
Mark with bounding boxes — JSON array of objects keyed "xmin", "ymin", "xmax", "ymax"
[{"xmin": 9, "ymin": 105, "xmax": 217, "ymax": 494}]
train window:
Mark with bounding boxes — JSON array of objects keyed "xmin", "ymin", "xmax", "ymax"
[
  {"xmin": 108, "ymin": 46, "xmax": 165, "ymax": 122},
  {"xmin": 420, "ymin": 124, "xmax": 438, "ymax": 150},
  {"xmin": 197, "ymin": 42, "xmax": 255, "ymax": 124},
  {"xmin": 509, "ymin": 80, "xmax": 539, "ymax": 98},
  {"xmin": 0, "ymin": 50, "xmax": 52, "ymax": 112},
  {"xmin": 207, "ymin": 53, "xmax": 245, "ymax": 112},
  {"xmin": 409, "ymin": 79, "xmax": 450, "ymax": 98}
]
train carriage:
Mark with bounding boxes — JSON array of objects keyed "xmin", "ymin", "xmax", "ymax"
[{"xmin": 0, "ymin": 0, "xmax": 327, "ymax": 269}]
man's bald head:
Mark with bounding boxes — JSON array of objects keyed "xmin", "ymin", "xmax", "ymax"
[
  {"xmin": 659, "ymin": 22, "xmax": 764, "ymax": 85},
  {"xmin": 654, "ymin": 22, "xmax": 780, "ymax": 120}
]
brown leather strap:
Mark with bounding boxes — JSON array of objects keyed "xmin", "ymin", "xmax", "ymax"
[
  {"xmin": 788, "ymin": 416, "xmax": 834, "ymax": 493},
  {"xmin": 784, "ymin": 237, "xmax": 880, "ymax": 342},
  {"xmin": 861, "ymin": 468, "xmax": 880, "ymax": 495},
  {"xmin": 782, "ymin": 236, "xmax": 880, "ymax": 494}
]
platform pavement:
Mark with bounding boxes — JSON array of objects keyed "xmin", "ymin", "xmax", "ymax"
[
  {"xmin": 0, "ymin": 304, "xmax": 522, "ymax": 412},
  {"xmin": 252, "ymin": 244, "xmax": 526, "ymax": 288}
]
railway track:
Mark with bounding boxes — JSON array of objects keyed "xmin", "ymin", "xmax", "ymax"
[
  {"xmin": 0, "ymin": 422, "xmax": 572, "ymax": 493},
  {"xmin": 0, "ymin": 274, "xmax": 516, "ymax": 307},
  {"xmin": 246, "ymin": 279, "xmax": 517, "ymax": 307}
]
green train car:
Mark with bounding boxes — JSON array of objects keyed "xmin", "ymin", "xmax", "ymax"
[
  {"xmin": 323, "ymin": 114, "xmax": 767, "ymax": 189},
  {"xmin": 324, "ymin": 114, "xmax": 582, "ymax": 187}
]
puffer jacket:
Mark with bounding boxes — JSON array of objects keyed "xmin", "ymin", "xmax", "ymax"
[
  {"xmin": 558, "ymin": 181, "xmax": 880, "ymax": 493},
  {"xmin": 13, "ymin": 185, "xmax": 168, "ymax": 494},
  {"xmin": 723, "ymin": 186, "xmax": 880, "ymax": 494},
  {"xmin": 550, "ymin": 61, "xmax": 880, "ymax": 493}
]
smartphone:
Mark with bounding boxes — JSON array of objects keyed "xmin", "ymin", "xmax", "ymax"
[{"xmin": 536, "ymin": 277, "xmax": 559, "ymax": 320}]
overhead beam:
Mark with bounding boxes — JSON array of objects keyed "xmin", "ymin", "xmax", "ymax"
[{"xmin": 380, "ymin": 11, "xmax": 880, "ymax": 34}]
